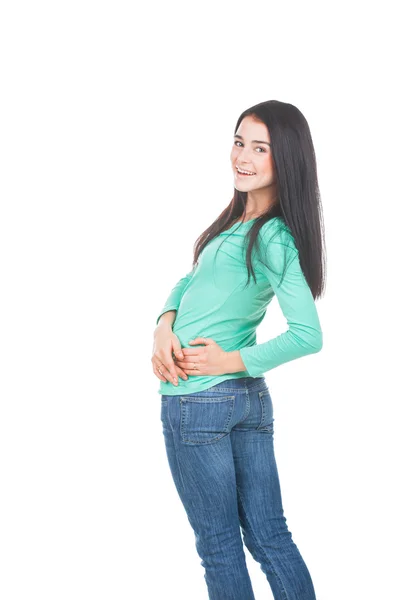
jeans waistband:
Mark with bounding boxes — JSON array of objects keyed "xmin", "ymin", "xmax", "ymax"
[{"xmin": 201, "ymin": 376, "xmax": 267, "ymax": 394}]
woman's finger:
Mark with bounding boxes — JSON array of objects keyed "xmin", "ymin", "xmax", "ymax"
[
  {"xmin": 152, "ymin": 362, "xmax": 167, "ymax": 382},
  {"xmin": 174, "ymin": 364, "xmax": 188, "ymax": 380},
  {"xmin": 152, "ymin": 351, "xmax": 189, "ymax": 384},
  {"xmin": 152, "ymin": 357, "xmax": 175, "ymax": 384}
]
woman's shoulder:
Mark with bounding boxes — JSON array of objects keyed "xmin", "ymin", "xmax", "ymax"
[{"xmin": 259, "ymin": 217, "xmax": 296, "ymax": 250}]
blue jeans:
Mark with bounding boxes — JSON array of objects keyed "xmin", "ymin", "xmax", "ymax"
[{"xmin": 160, "ymin": 376, "xmax": 317, "ymax": 600}]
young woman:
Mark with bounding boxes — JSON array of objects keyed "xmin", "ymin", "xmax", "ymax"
[{"xmin": 152, "ymin": 100, "xmax": 326, "ymax": 600}]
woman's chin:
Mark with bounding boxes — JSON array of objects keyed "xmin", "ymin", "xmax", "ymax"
[{"xmin": 234, "ymin": 180, "xmax": 256, "ymax": 191}]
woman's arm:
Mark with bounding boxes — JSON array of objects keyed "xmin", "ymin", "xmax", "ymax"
[
  {"xmin": 237, "ymin": 226, "xmax": 323, "ymax": 378},
  {"xmin": 155, "ymin": 266, "xmax": 196, "ymax": 326}
]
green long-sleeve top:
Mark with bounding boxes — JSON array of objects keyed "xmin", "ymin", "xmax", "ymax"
[{"xmin": 155, "ymin": 216, "xmax": 323, "ymax": 395}]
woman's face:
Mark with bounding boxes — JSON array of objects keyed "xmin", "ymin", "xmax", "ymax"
[{"xmin": 230, "ymin": 115, "xmax": 276, "ymax": 192}]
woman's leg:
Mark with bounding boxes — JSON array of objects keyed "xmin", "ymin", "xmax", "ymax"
[
  {"xmin": 160, "ymin": 390, "xmax": 256, "ymax": 600},
  {"xmin": 231, "ymin": 380, "xmax": 317, "ymax": 600}
]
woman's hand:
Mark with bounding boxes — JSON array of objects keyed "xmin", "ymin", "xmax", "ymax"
[
  {"xmin": 152, "ymin": 324, "xmax": 189, "ymax": 386},
  {"xmin": 174, "ymin": 337, "xmax": 232, "ymax": 376}
]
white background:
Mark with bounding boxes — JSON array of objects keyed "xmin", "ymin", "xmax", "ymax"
[{"xmin": 1, "ymin": 1, "xmax": 399, "ymax": 598}]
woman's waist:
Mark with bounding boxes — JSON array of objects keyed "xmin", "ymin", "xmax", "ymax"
[{"xmin": 172, "ymin": 319, "xmax": 256, "ymax": 352}]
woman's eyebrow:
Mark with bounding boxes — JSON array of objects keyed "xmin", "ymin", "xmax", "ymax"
[{"xmin": 234, "ymin": 134, "xmax": 271, "ymax": 146}]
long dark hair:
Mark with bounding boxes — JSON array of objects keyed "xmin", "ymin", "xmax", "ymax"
[{"xmin": 191, "ymin": 100, "xmax": 326, "ymax": 299}]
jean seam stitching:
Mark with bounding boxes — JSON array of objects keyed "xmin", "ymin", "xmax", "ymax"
[
  {"xmin": 236, "ymin": 388, "xmax": 251, "ymax": 425},
  {"xmin": 166, "ymin": 401, "xmax": 186, "ymax": 492}
]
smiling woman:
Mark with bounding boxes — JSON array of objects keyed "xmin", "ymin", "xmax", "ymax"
[
  {"xmin": 231, "ymin": 123, "xmax": 275, "ymax": 192},
  {"xmin": 153, "ymin": 99, "xmax": 326, "ymax": 600}
]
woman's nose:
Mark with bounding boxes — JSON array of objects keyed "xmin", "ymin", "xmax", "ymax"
[{"xmin": 238, "ymin": 148, "xmax": 252, "ymax": 162}]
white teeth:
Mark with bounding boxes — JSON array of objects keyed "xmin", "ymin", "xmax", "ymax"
[{"xmin": 237, "ymin": 166, "xmax": 255, "ymax": 175}]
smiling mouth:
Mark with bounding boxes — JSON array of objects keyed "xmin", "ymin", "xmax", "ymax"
[{"xmin": 236, "ymin": 166, "xmax": 256, "ymax": 176}]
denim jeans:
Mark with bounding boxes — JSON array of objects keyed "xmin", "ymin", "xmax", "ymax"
[{"xmin": 160, "ymin": 376, "xmax": 317, "ymax": 600}]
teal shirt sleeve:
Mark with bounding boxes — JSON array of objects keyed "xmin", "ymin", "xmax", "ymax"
[
  {"xmin": 156, "ymin": 266, "xmax": 196, "ymax": 326},
  {"xmin": 239, "ymin": 224, "xmax": 323, "ymax": 377}
]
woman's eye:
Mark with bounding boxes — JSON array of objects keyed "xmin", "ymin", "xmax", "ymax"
[{"xmin": 233, "ymin": 141, "xmax": 266, "ymax": 153}]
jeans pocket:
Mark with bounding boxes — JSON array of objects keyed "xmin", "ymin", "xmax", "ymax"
[
  {"xmin": 257, "ymin": 389, "xmax": 274, "ymax": 432},
  {"xmin": 180, "ymin": 394, "xmax": 235, "ymax": 445}
]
